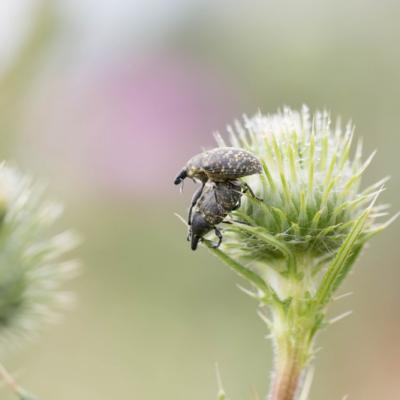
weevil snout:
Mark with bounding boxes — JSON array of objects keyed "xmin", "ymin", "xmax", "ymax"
[
  {"xmin": 190, "ymin": 212, "xmax": 213, "ymax": 251},
  {"xmin": 174, "ymin": 169, "xmax": 187, "ymax": 185},
  {"xmin": 191, "ymin": 234, "xmax": 201, "ymax": 250}
]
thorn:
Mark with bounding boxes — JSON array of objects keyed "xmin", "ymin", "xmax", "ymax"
[
  {"xmin": 257, "ymin": 309, "xmax": 272, "ymax": 327},
  {"xmin": 329, "ymin": 310, "xmax": 353, "ymax": 325},
  {"xmin": 314, "ymin": 346, "xmax": 323, "ymax": 354},
  {"xmin": 378, "ymin": 211, "xmax": 400, "ymax": 230},
  {"xmin": 333, "ymin": 292, "xmax": 353, "ymax": 301},
  {"xmin": 174, "ymin": 213, "xmax": 188, "ymax": 226},
  {"xmin": 373, "ymin": 203, "xmax": 391, "ymax": 212},
  {"xmin": 370, "ymin": 212, "xmax": 389, "ymax": 218},
  {"xmin": 236, "ymin": 284, "xmax": 259, "ymax": 299},
  {"xmin": 0, "ymin": 363, "xmax": 18, "ymax": 393},
  {"xmin": 251, "ymin": 385, "xmax": 261, "ymax": 400},
  {"xmin": 215, "ymin": 363, "xmax": 227, "ymax": 400},
  {"xmin": 368, "ymin": 185, "xmax": 385, "ymax": 210},
  {"xmin": 264, "ymin": 334, "xmax": 273, "ymax": 340},
  {"xmin": 0, "ymin": 362, "xmax": 38, "ymax": 399},
  {"xmin": 214, "ymin": 132, "xmax": 226, "ymax": 147},
  {"xmin": 298, "ymin": 366, "xmax": 315, "ymax": 400}
]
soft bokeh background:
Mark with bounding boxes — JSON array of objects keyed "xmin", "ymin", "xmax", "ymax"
[{"xmin": 1, "ymin": 1, "xmax": 399, "ymax": 399}]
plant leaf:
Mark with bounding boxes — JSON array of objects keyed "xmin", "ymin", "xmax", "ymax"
[
  {"xmin": 205, "ymin": 242, "xmax": 280, "ymax": 304},
  {"xmin": 229, "ymin": 224, "xmax": 297, "ymax": 275},
  {"xmin": 315, "ymin": 195, "xmax": 376, "ymax": 307}
]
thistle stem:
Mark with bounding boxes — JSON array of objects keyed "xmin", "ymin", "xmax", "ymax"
[
  {"xmin": 0, "ymin": 362, "xmax": 37, "ymax": 399},
  {"xmin": 266, "ymin": 272, "xmax": 314, "ymax": 400},
  {"xmin": 269, "ymin": 348, "xmax": 303, "ymax": 400},
  {"xmin": 0, "ymin": 362, "xmax": 20, "ymax": 394}
]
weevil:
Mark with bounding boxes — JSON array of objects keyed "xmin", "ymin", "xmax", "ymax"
[
  {"xmin": 174, "ymin": 147, "xmax": 262, "ymax": 224},
  {"xmin": 174, "ymin": 147, "xmax": 262, "ymax": 184},
  {"xmin": 189, "ymin": 180, "xmax": 245, "ymax": 250}
]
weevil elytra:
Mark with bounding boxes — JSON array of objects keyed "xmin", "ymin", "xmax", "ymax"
[{"xmin": 174, "ymin": 147, "xmax": 262, "ymax": 185}]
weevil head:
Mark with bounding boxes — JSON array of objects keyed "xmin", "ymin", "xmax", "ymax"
[
  {"xmin": 190, "ymin": 212, "xmax": 213, "ymax": 250},
  {"xmin": 174, "ymin": 169, "xmax": 187, "ymax": 185}
]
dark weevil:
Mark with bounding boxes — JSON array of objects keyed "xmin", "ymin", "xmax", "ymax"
[
  {"xmin": 174, "ymin": 147, "xmax": 262, "ymax": 224},
  {"xmin": 189, "ymin": 180, "xmax": 252, "ymax": 250}
]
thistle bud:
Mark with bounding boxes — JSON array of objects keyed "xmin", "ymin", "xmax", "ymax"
[
  {"xmin": 214, "ymin": 106, "xmax": 390, "ymax": 273},
  {"xmin": 200, "ymin": 106, "xmax": 396, "ymax": 400},
  {"xmin": 0, "ymin": 163, "xmax": 80, "ymax": 348}
]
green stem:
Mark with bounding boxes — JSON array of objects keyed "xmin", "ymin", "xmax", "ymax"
[
  {"xmin": 269, "ymin": 352, "xmax": 302, "ymax": 400},
  {"xmin": 208, "ymin": 243, "xmax": 321, "ymax": 400},
  {"xmin": 0, "ymin": 361, "xmax": 37, "ymax": 399},
  {"xmin": 267, "ymin": 271, "xmax": 316, "ymax": 400},
  {"xmin": 268, "ymin": 320, "xmax": 312, "ymax": 400}
]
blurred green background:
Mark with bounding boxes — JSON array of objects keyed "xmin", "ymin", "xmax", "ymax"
[{"xmin": 1, "ymin": 0, "xmax": 399, "ymax": 399}]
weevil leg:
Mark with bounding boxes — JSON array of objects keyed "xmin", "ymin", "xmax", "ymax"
[
  {"xmin": 212, "ymin": 227, "xmax": 223, "ymax": 248},
  {"xmin": 222, "ymin": 218, "xmax": 251, "ymax": 226},
  {"xmin": 209, "ymin": 181, "xmax": 220, "ymax": 203},
  {"xmin": 188, "ymin": 181, "xmax": 206, "ymax": 225},
  {"xmin": 232, "ymin": 196, "xmax": 241, "ymax": 211},
  {"xmin": 232, "ymin": 219, "xmax": 251, "ymax": 226},
  {"xmin": 241, "ymin": 182, "xmax": 262, "ymax": 201}
]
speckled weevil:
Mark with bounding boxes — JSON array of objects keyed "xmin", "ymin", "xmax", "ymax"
[
  {"xmin": 189, "ymin": 180, "xmax": 244, "ymax": 250},
  {"xmin": 174, "ymin": 147, "xmax": 262, "ymax": 224}
]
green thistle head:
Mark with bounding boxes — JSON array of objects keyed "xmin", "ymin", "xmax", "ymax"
[
  {"xmin": 0, "ymin": 163, "xmax": 80, "ymax": 348},
  {"xmin": 214, "ymin": 106, "xmax": 391, "ymax": 267}
]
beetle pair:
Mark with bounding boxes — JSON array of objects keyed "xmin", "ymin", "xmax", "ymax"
[{"xmin": 174, "ymin": 147, "xmax": 262, "ymax": 250}]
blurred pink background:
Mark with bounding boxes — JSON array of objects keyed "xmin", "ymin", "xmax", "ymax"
[{"xmin": 0, "ymin": 1, "xmax": 398, "ymax": 399}]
